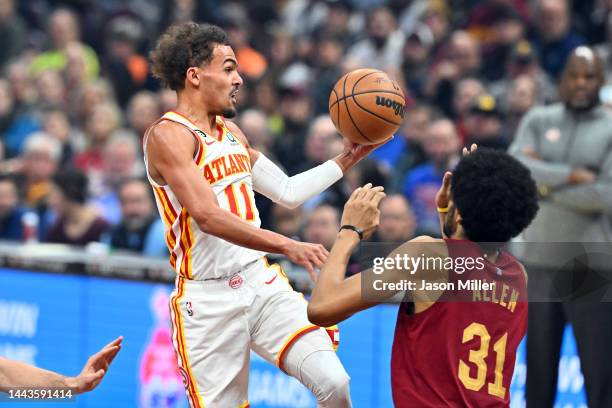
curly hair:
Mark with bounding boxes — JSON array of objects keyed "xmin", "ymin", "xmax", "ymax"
[
  {"xmin": 150, "ymin": 22, "xmax": 230, "ymax": 91},
  {"xmin": 451, "ymin": 148, "xmax": 539, "ymax": 244}
]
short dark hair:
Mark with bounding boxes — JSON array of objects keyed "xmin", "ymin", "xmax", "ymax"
[
  {"xmin": 451, "ymin": 148, "xmax": 539, "ymax": 244},
  {"xmin": 150, "ymin": 22, "xmax": 230, "ymax": 91},
  {"xmin": 53, "ymin": 167, "xmax": 88, "ymax": 204}
]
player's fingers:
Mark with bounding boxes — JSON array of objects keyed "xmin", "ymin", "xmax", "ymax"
[
  {"xmin": 364, "ymin": 185, "xmax": 384, "ymax": 201},
  {"xmin": 307, "ymin": 267, "xmax": 318, "ymax": 283},
  {"xmin": 104, "ymin": 336, "xmax": 123, "ymax": 349},
  {"xmin": 442, "ymin": 172, "xmax": 452, "ymax": 189},
  {"xmin": 95, "ymin": 345, "xmax": 119, "ymax": 364},
  {"xmin": 357, "ymin": 183, "xmax": 372, "ymax": 199},
  {"xmin": 303, "ymin": 260, "xmax": 315, "ymax": 280},
  {"xmin": 372, "ymin": 191, "xmax": 386, "ymax": 207},
  {"xmin": 462, "ymin": 147, "xmax": 469, "ymax": 156},
  {"xmin": 104, "ymin": 345, "xmax": 121, "ymax": 365},
  {"xmin": 312, "ymin": 254, "xmax": 324, "ymax": 269},
  {"xmin": 470, "ymin": 143, "xmax": 477, "ymax": 153},
  {"xmin": 348, "ymin": 187, "xmax": 362, "ymax": 203}
]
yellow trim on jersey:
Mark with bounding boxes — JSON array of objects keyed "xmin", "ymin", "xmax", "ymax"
[
  {"xmin": 170, "ymin": 278, "xmax": 205, "ymax": 407},
  {"xmin": 276, "ymin": 324, "xmax": 320, "ymax": 369}
]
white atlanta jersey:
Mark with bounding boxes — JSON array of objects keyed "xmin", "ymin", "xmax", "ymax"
[{"xmin": 143, "ymin": 111, "xmax": 264, "ymax": 280}]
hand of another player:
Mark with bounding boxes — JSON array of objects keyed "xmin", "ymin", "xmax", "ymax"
[
  {"xmin": 284, "ymin": 241, "xmax": 329, "ymax": 282},
  {"xmin": 462, "ymin": 143, "xmax": 477, "ymax": 157},
  {"xmin": 435, "ymin": 171, "xmax": 453, "ymax": 210},
  {"xmin": 68, "ymin": 336, "xmax": 123, "ymax": 394},
  {"xmin": 341, "ymin": 183, "xmax": 386, "ymax": 240}
]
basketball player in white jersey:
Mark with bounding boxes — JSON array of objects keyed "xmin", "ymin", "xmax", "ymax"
[{"xmin": 145, "ymin": 23, "xmax": 381, "ymax": 407}]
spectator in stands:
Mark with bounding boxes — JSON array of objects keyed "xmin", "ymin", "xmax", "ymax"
[
  {"xmin": 303, "ymin": 204, "xmax": 341, "ymax": 251},
  {"xmin": 18, "ymin": 133, "xmax": 61, "ymax": 239},
  {"xmin": 503, "ymin": 74, "xmax": 540, "ymax": 140},
  {"xmin": 45, "ymin": 167, "xmax": 109, "ymax": 246},
  {"xmin": 401, "ymin": 24, "xmax": 435, "ymax": 99},
  {"xmin": 313, "ymin": 0, "xmax": 356, "ymax": 48},
  {"xmin": 534, "ymin": 0, "xmax": 585, "ymax": 78},
  {"xmin": 373, "ymin": 194, "xmax": 416, "ymax": 243},
  {"xmin": 403, "ymin": 118, "xmax": 460, "ymax": 236},
  {"xmin": 452, "ymin": 77, "xmax": 485, "ymax": 142},
  {"xmin": 311, "ymin": 34, "xmax": 346, "ymax": 115},
  {"xmin": 426, "ymin": 30, "xmax": 482, "ymax": 117},
  {"xmin": 463, "ymin": 94, "xmax": 508, "ymax": 150},
  {"xmin": 510, "ymin": 46, "xmax": 612, "ymax": 408},
  {"xmin": 73, "ymin": 79, "xmax": 115, "ymax": 128},
  {"xmin": 104, "ymin": 16, "xmax": 151, "ymax": 107},
  {"xmin": 388, "ymin": 105, "xmax": 432, "ymax": 192},
  {"xmin": 101, "ymin": 178, "xmax": 165, "ymax": 257},
  {"xmin": 93, "ymin": 131, "xmax": 143, "ymax": 225},
  {"xmin": 0, "ymin": 78, "xmax": 40, "ymax": 158},
  {"xmin": 490, "ymin": 39, "xmax": 557, "ymax": 104},
  {"xmin": 222, "ymin": 15, "xmax": 268, "ymax": 81},
  {"xmin": 345, "ymin": 6, "xmax": 405, "ymax": 71},
  {"xmin": 0, "ymin": 175, "xmax": 25, "ymax": 241},
  {"xmin": 0, "ymin": 0, "xmax": 26, "ymax": 71},
  {"xmin": 273, "ymin": 86, "xmax": 313, "ymax": 174},
  {"xmin": 73, "ymin": 102, "xmax": 121, "ymax": 175},
  {"xmin": 126, "ymin": 91, "xmax": 161, "ymax": 140},
  {"xmin": 41, "ymin": 107, "xmax": 80, "ymax": 166},
  {"xmin": 237, "ymin": 109, "xmax": 275, "ymax": 158},
  {"xmin": 30, "ymin": 8, "xmax": 99, "ymax": 81},
  {"xmin": 269, "ymin": 203, "xmax": 303, "ymax": 240}
]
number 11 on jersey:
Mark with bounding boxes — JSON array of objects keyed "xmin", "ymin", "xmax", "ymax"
[{"xmin": 224, "ymin": 182, "xmax": 255, "ymax": 221}]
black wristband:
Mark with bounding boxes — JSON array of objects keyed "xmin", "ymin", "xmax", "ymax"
[{"xmin": 339, "ymin": 225, "xmax": 363, "ymax": 240}]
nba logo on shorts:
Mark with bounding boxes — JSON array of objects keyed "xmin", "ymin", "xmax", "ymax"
[
  {"xmin": 229, "ymin": 274, "xmax": 243, "ymax": 289},
  {"xmin": 186, "ymin": 301, "xmax": 193, "ymax": 316}
]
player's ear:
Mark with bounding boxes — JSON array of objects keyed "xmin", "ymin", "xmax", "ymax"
[{"xmin": 185, "ymin": 67, "xmax": 200, "ymax": 87}]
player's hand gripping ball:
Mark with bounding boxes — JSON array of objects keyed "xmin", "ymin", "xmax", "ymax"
[{"xmin": 329, "ymin": 68, "xmax": 405, "ymax": 145}]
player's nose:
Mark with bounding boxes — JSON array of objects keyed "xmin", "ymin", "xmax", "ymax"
[{"xmin": 233, "ymin": 72, "xmax": 244, "ymax": 87}]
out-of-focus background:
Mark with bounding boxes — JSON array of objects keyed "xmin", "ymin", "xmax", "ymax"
[{"xmin": 0, "ymin": 0, "xmax": 602, "ymax": 406}]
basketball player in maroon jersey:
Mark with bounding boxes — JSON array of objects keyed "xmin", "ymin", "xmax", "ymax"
[{"xmin": 309, "ymin": 147, "xmax": 539, "ymax": 407}]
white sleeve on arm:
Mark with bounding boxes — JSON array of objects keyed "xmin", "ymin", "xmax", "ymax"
[{"xmin": 252, "ymin": 153, "xmax": 343, "ymax": 209}]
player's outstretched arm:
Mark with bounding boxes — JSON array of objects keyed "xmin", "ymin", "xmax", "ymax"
[
  {"xmin": 147, "ymin": 122, "xmax": 328, "ymax": 276},
  {"xmin": 308, "ymin": 184, "xmax": 386, "ymax": 327},
  {"xmin": 226, "ymin": 120, "xmax": 385, "ymax": 209},
  {"xmin": 308, "ymin": 184, "xmax": 447, "ymax": 326},
  {"xmin": 0, "ymin": 337, "xmax": 122, "ymax": 394}
]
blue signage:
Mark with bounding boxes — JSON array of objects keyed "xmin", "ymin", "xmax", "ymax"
[{"xmin": 0, "ymin": 268, "xmax": 587, "ymax": 407}]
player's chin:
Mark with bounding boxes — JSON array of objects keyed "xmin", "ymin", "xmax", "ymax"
[{"xmin": 222, "ymin": 107, "xmax": 238, "ymax": 118}]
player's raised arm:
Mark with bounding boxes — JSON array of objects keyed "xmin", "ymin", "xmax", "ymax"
[
  {"xmin": 308, "ymin": 184, "xmax": 386, "ymax": 326},
  {"xmin": 308, "ymin": 184, "xmax": 450, "ymax": 326},
  {"xmin": 146, "ymin": 121, "xmax": 328, "ymax": 275},
  {"xmin": 224, "ymin": 120, "xmax": 383, "ymax": 209},
  {"xmin": 0, "ymin": 337, "xmax": 122, "ymax": 394}
]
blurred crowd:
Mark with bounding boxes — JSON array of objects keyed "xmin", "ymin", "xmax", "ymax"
[{"xmin": 0, "ymin": 0, "xmax": 611, "ymax": 257}]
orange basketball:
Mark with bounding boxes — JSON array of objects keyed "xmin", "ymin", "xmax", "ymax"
[{"xmin": 328, "ymin": 68, "xmax": 405, "ymax": 145}]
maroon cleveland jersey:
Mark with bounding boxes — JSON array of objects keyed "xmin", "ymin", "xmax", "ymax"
[{"xmin": 391, "ymin": 239, "xmax": 527, "ymax": 407}]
